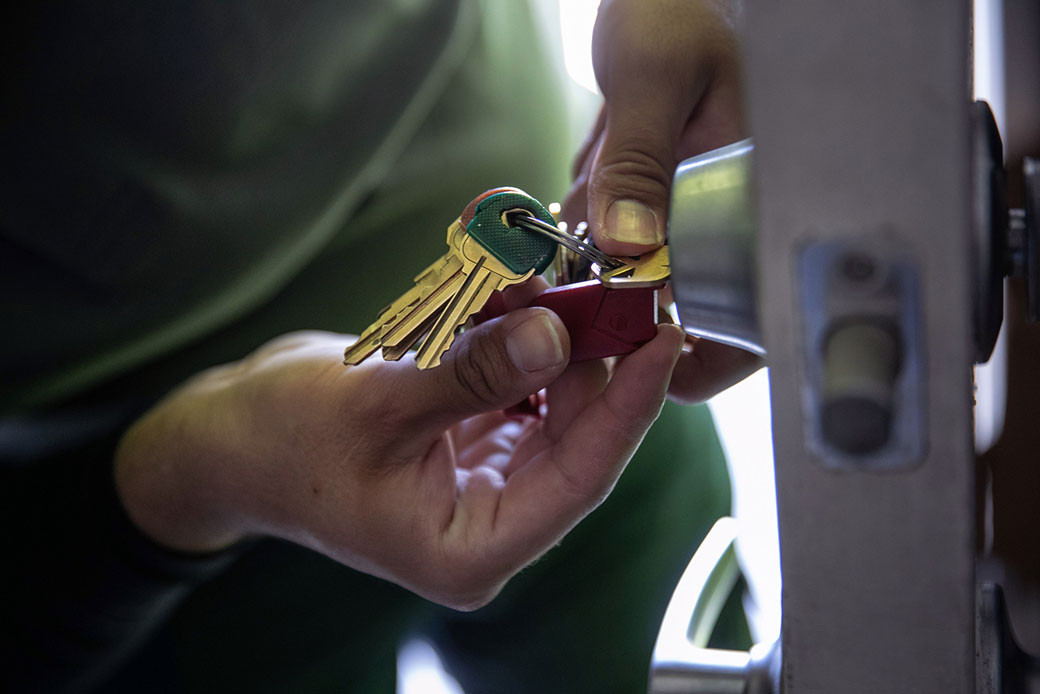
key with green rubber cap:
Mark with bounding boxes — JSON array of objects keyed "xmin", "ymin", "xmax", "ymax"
[
  {"xmin": 412, "ymin": 189, "xmax": 558, "ymax": 369},
  {"xmin": 464, "ymin": 190, "xmax": 558, "ymax": 275},
  {"xmin": 344, "ymin": 188, "xmax": 558, "ymax": 370}
]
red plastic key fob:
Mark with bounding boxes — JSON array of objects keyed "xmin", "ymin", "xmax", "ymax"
[{"xmin": 529, "ymin": 280, "xmax": 659, "ymax": 362}]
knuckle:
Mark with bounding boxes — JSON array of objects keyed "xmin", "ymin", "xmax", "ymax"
[
  {"xmin": 592, "ymin": 148, "xmax": 673, "ymax": 203},
  {"xmin": 451, "ymin": 334, "xmax": 514, "ymax": 410}
]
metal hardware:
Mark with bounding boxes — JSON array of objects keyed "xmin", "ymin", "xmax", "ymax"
[
  {"xmin": 977, "ymin": 582, "xmax": 1040, "ymax": 694},
  {"xmin": 668, "ymin": 140, "xmax": 762, "ymax": 355},
  {"xmin": 509, "ymin": 212, "xmax": 622, "ymax": 270},
  {"xmin": 648, "ymin": 518, "xmax": 779, "ymax": 694}
]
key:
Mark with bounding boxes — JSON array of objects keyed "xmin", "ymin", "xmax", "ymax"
[
  {"xmin": 344, "ymin": 189, "xmax": 557, "ymax": 369},
  {"xmin": 343, "ymin": 220, "xmax": 469, "ymax": 365},
  {"xmin": 553, "ymin": 221, "xmax": 596, "ymax": 286},
  {"xmin": 591, "ymin": 245, "xmax": 671, "ymax": 288},
  {"xmin": 377, "ymin": 220, "xmax": 470, "ymax": 359},
  {"xmin": 413, "ymin": 190, "xmax": 558, "ymax": 368},
  {"xmin": 565, "ymin": 221, "xmax": 595, "ymax": 284}
]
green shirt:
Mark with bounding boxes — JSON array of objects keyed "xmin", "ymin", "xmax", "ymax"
[{"xmin": 2, "ymin": 0, "xmax": 577, "ymax": 416}]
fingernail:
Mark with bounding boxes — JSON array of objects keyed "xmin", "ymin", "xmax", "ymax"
[
  {"xmin": 506, "ymin": 313, "xmax": 565, "ymax": 372},
  {"xmin": 605, "ymin": 200, "xmax": 663, "ymax": 245}
]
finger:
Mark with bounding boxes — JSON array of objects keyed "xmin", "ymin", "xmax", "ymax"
[
  {"xmin": 572, "ymin": 104, "xmax": 607, "ymax": 180},
  {"xmin": 499, "ymin": 275, "xmax": 551, "ymax": 311},
  {"xmin": 562, "ymin": 122, "xmax": 601, "ymax": 230},
  {"xmin": 473, "ymin": 277, "xmax": 551, "ymax": 325},
  {"xmin": 586, "ymin": 100, "xmax": 688, "ymax": 257},
  {"xmin": 560, "ymin": 175, "xmax": 588, "ymax": 230},
  {"xmin": 667, "ymin": 336, "xmax": 764, "ymax": 404},
  {"xmin": 454, "ymin": 414, "xmax": 529, "ymax": 461},
  {"xmin": 587, "ymin": 0, "xmax": 745, "ymax": 257},
  {"xmin": 456, "ymin": 419, "xmax": 532, "ymax": 472},
  {"xmin": 451, "ymin": 413, "xmax": 511, "ymax": 454},
  {"xmin": 560, "ymin": 151, "xmax": 593, "ymax": 230},
  {"xmin": 674, "ymin": 64, "xmax": 747, "ymax": 159},
  {"xmin": 389, "ymin": 308, "xmax": 570, "ymax": 433},
  {"xmin": 450, "ymin": 465, "xmax": 508, "ymax": 545},
  {"xmin": 543, "ymin": 359, "xmax": 609, "ymax": 443},
  {"xmin": 501, "ymin": 360, "xmax": 610, "ymax": 478},
  {"xmin": 587, "ymin": 16, "xmax": 709, "ymax": 256},
  {"xmin": 490, "ymin": 323, "xmax": 685, "ymax": 564}
]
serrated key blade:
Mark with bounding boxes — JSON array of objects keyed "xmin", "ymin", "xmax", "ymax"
[{"xmin": 414, "ymin": 257, "xmax": 496, "ymax": 369}]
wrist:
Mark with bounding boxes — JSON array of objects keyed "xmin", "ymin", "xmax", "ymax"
[{"xmin": 113, "ymin": 392, "xmax": 250, "ymax": 554}]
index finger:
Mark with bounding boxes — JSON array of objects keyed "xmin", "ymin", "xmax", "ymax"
[{"xmin": 490, "ymin": 323, "xmax": 685, "ymax": 566}]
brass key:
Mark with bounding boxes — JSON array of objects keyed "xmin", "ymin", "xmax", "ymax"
[
  {"xmin": 591, "ymin": 246, "xmax": 671, "ymax": 288},
  {"xmin": 343, "ymin": 221, "xmax": 468, "ymax": 366},
  {"xmin": 344, "ymin": 189, "xmax": 558, "ymax": 369},
  {"xmin": 413, "ymin": 190, "xmax": 558, "ymax": 368},
  {"xmin": 377, "ymin": 221, "xmax": 471, "ymax": 360},
  {"xmin": 414, "ymin": 238, "xmax": 531, "ymax": 368}
]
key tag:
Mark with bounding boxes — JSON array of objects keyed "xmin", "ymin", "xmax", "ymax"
[{"xmin": 465, "ymin": 191, "xmax": 559, "ymax": 277}]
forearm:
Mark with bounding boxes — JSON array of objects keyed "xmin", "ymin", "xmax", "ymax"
[{"xmin": 113, "ymin": 377, "xmax": 253, "ymax": 554}]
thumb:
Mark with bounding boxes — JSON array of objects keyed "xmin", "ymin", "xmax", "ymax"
[
  {"xmin": 587, "ymin": 51, "xmax": 708, "ymax": 257},
  {"xmin": 405, "ymin": 308, "xmax": 570, "ymax": 430},
  {"xmin": 586, "ymin": 104, "xmax": 678, "ymax": 256},
  {"xmin": 586, "ymin": 0, "xmax": 723, "ymax": 256}
]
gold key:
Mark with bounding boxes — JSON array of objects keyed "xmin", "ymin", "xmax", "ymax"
[
  {"xmin": 412, "ymin": 190, "xmax": 559, "ymax": 368},
  {"xmin": 343, "ymin": 221, "xmax": 468, "ymax": 366},
  {"xmin": 377, "ymin": 221, "xmax": 471, "ymax": 360},
  {"xmin": 591, "ymin": 245, "xmax": 671, "ymax": 288},
  {"xmin": 413, "ymin": 234, "xmax": 534, "ymax": 368},
  {"xmin": 344, "ymin": 189, "xmax": 558, "ymax": 369}
]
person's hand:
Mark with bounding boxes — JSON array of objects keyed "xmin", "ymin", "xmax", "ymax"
[
  {"xmin": 562, "ymin": 0, "xmax": 760, "ymax": 403},
  {"xmin": 114, "ymin": 281, "xmax": 685, "ymax": 610}
]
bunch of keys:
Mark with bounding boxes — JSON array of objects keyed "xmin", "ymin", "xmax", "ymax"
[
  {"xmin": 344, "ymin": 188, "xmax": 672, "ymax": 369},
  {"xmin": 344, "ymin": 188, "xmax": 558, "ymax": 369},
  {"xmin": 524, "ymin": 223, "xmax": 672, "ymax": 362}
]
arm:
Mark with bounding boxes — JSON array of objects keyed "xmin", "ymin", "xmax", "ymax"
[
  {"xmin": 114, "ymin": 281, "xmax": 685, "ymax": 610},
  {"xmin": 8, "ymin": 280, "xmax": 683, "ymax": 692}
]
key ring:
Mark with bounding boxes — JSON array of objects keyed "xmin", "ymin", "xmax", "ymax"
[{"xmin": 507, "ymin": 213, "xmax": 625, "ymax": 271}]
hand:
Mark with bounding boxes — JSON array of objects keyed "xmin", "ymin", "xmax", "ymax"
[
  {"xmin": 562, "ymin": 0, "xmax": 760, "ymax": 402},
  {"xmin": 114, "ymin": 282, "xmax": 685, "ymax": 610}
]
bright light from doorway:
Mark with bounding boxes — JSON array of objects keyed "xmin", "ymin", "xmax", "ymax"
[{"xmin": 559, "ymin": 0, "xmax": 601, "ymax": 94}]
